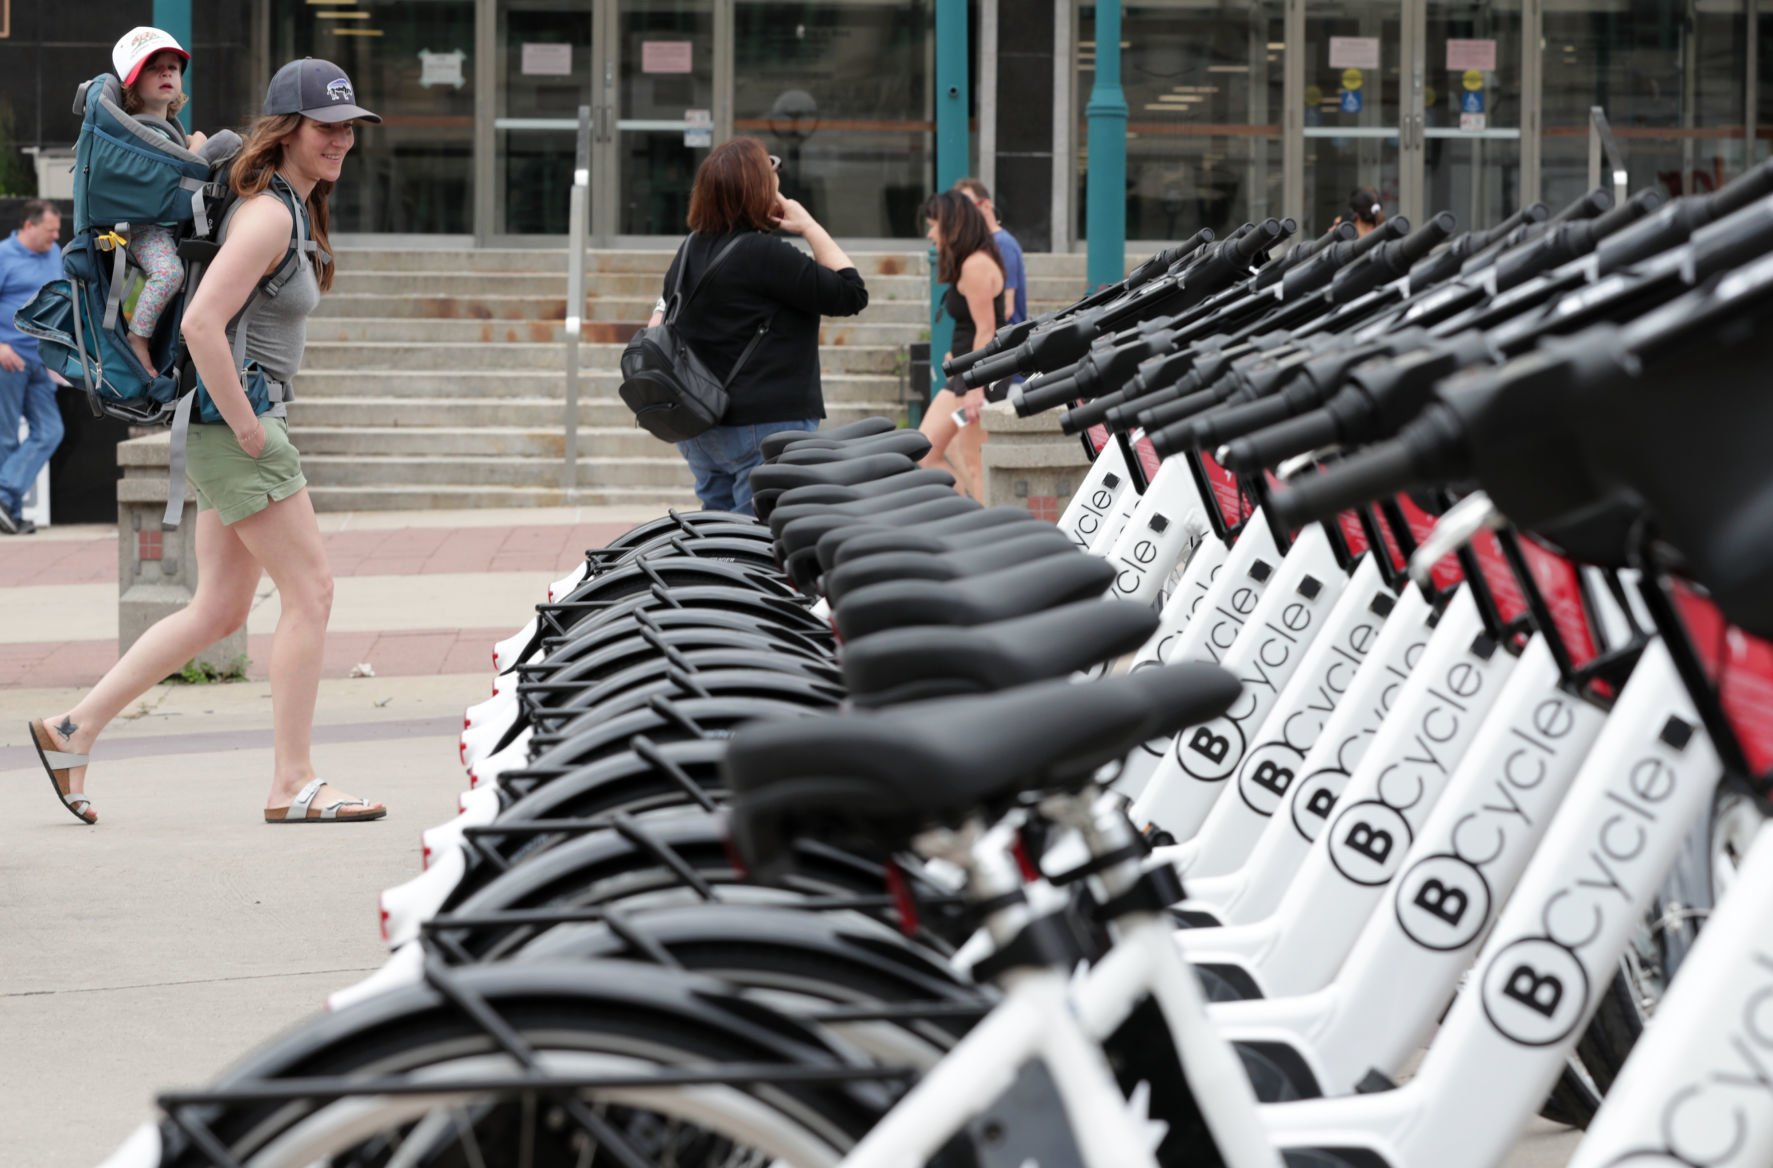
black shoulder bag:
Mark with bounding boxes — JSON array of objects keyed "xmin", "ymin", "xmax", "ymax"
[{"xmin": 618, "ymin": 236, "xmax": 774, "ymax": 442}]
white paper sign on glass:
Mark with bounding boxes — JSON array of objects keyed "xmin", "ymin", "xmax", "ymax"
[
  {"xmin": 1329, "ymin": 36, "xmax": 1381, "ymax": 70},
  {"xmin": 643, "ymin": 41, "xmax": 694, "ymax": 74},
  {"xmin": 1445, "ymin": 38, "xmax": 1497, "ymax": 72},
  {"xmin": 521, "ymin": 43, "xmax": 572, "ymax": 76}
]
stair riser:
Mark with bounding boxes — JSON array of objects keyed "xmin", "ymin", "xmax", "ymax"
[
  {"xmin": 333, "ymin": 249, "xmax": 931, "ymax": 277},
  {"xmin": 302, "ymin": 343, "xmax": 903, "ymax": 374},
  {"xmin": 303, "ymin": 318, "xmax": 929, "ymax": 345},
  {"xmin": 309, "ymin": 293, "xmax": 1064, "ymax": 325},
  {"xmin": 292, "ymin": 373, "xmax": 901, "ymax": 402},
  {"xmin": 327, "ymin": 271, "xmax": 1087, "ymax": 302},
  {"xmin": 307, "ymin": 485, "xmax": 701, "ymax": 511},
  {"xmin": 294, "ymin": 427, "xmax": 871, "ymax": 460},
  {"xmin": 294, "ymin": 400, "xmax": 902, "ymax": 428},
  {"xmin": 303, "ymin": 456, "xmax": 697, "ymax": 489}
]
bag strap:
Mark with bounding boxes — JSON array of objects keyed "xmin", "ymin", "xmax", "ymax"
[
  {"xmin": 720, "ymin": 311, "xmax": 775, "ymax": 391},
  {"xmin": 666, "ymin": 235, "xmax": 746, "ymax": 322}
]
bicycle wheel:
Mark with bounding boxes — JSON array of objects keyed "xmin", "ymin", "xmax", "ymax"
[{"xmin": 150, "ymin": 962, "xmax": 890, "ymax": 1168}]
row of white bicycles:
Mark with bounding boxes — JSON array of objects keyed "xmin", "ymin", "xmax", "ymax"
[{"xmin": 104, "ymin": 165, "xmax": 1773, "ymax": 1167}]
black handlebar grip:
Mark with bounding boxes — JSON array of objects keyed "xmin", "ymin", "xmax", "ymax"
[
  {"xmin": 1012, "ymin": 373, "xmax": 1082, "ymax": 417},
  {"xmin": 966, "ymin": 346, "xmax": 1031, "ymax": 390},
  {"xmin": 1219, "ymin": 410, "xmax": 1341, "ymax": 475},
  {"xmin": 1235, "ymin": 218, "xmax": 1284, "ymax": 261},
  {"xmin": 1268, "ymin": 442, "xmax": 1422, "ymax": 529},
  {"xmin": 1550, "ymin": 187, "xmax": 1614, "ymax": 224},
  {"xmin": 1189, "ymin": 394, "xmax": 1301, "ymax": 454},
  {"xmin": 1589, "ymin": 188, "xmax": 1666, "ymax": 240}
]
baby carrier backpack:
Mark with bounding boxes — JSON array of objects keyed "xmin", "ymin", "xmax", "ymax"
[{"xmin": 12, "ymin": 73, "xmax": 322, "ymax": 526}]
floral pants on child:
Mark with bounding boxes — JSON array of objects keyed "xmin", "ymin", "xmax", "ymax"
[{"xmin": 127, "ymin": 225, "xmax": 184, "ymax": 340}]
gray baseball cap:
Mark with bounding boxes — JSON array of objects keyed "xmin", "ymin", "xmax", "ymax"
[{"xmin": 263, "ymin": 58, "xmax": 381, "ymax": 124}]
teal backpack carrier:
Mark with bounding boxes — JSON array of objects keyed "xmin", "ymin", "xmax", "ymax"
[{"xmin": 12, "ymin": 74, "xmax": 324, "ymax": 526}]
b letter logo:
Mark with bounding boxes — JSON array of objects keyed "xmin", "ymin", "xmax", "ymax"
[
  {"xmin": 1479, "ymin": 936, "xmax": 1589, "ymax": 1047},
  {"xmin": 1394, "ymin": 853, "xmax": 1491, "ymax": 951}
]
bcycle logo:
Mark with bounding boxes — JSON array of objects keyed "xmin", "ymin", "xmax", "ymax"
[
  {"xmin": 1597, "ymin": 949, "xmax": 1773, "ymax": 1168},
  {"xmin": 1108, "ymin": 513, "xmax": 1200, "ymax": 602},
  {"xmin": 1325, "ymin": 642, "xmax": 1491, "ymax": 887},
  {"xmin": 1237, "ymin": 597, "xmax": 1384, "ymax": 815},
  {"xmin": 1289, "ymin": 615, "xmax": 1426, "ymax": 843},
  {"xmin": 1172, "ymin": 562, "xmax": 1271, "ymax": 775},
  {"xmin": 1393, "ymin": 692, "xmax": 1581, "ymax": 951},
  {"xmin": 1479, "ymin": 717, "xmax": 1691, "ymax": 1049},
  {"xmin": 1067, "ymin": 473, "xmax": 1122, "ymax": 550}
]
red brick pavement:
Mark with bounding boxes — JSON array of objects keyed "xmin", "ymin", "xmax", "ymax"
[
  {"xmin": 0, "ymin": 522, "xmax": 633, "ymax": 589},
  {"xmin": 2, "ymin": 521, "xmax": 638, "ymax": 689}
]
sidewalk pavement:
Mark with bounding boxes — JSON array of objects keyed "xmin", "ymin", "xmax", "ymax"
[{"xmin": 0, "ymin": 506, "xmax": 1581, "ymax": 1166}]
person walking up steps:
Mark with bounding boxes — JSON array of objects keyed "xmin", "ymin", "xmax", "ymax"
[{"xmin": 25, "ymin": 59, "xmax": 387, "ymax": 827}]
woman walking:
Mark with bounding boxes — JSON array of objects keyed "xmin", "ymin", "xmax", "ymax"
[
  {"xmin": 649, "ymin": 137, "xmax": 869, "ymax": 516},
  {"xmin": 918, "ymin": 190, "xmax": 1005, "ymax": 501},
  {"xmin": 26, "ymin": 59, "xmax": 386, "ymax": 826}
]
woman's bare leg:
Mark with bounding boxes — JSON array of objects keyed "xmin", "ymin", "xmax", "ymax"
[
  {"xmin": 952, "ymin": 416, "xmax": 988, "ymax": 502},
  {"xmin": 918, "ymin": 388, "xmax": 971, "ymax": 495},
  {"xmin": 36, "ymin": 509, "xmax": 261, "ymax": 806},
  {"xmin": 226, "ymin": 488, "xmax": 377, "ymax": 814}
]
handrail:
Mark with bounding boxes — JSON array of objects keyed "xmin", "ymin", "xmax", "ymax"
[
  {"xmin": 563, "ymin": 104, "xmax": 591, "ymax": 497},
  {"xmin": 1588, "ymin": 106, "xmax": 1629, "ymax": 207}
]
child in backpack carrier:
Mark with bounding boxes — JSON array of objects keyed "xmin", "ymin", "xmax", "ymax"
[{"xmin": 109, "ymin": 26, "xmax": 209, "ymax": 374}]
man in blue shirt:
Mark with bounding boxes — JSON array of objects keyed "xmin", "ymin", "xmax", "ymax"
[
  {"xmin": 0, "ymin": 200, "xmax": 66, "ymax": 534},
  {"xmin": 955, "ymin": 177, "xmax": 1027, "ymax": 325}
]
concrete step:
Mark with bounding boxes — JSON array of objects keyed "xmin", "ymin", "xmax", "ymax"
[
  {"xmin": 293, "ymin": 370, "xmax": 902, "ymax": 402},
  {"xmin": 326, "ymin": 269, "xmax": 1088, "ymax": 303},
  {"xmin": 309, "ymin": 292, "xmax": 1063, "ymax": 328},
  {"xmin": 307, "ymin": 482, "xmax": 701, "ymax": 512},
  {"xmin": 300, "ymin": 341, "xmax": 904, "ymax": 375},
  {"xmin": 333, "ymin": 248, "xmax": 929, "ymax": 278},
  {"xmin": 292, "ymin": 397, "xmax": 904, "ymax": 429},
  {"xmin": 302, "ymin": 315, "xmax": 929, "ymax": 346},
  {"xmin": 301, "ymin": 452, "xmax": 696, "ymax": 489}
]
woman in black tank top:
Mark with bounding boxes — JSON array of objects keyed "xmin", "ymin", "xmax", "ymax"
[{"xmin": 918, "ymin": 191, "xmax": 1005, "ymax": 502}]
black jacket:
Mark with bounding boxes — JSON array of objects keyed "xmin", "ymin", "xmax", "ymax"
[{"xmin": 662, "ymin": 230, "xmax": 869, "ymax": 425}]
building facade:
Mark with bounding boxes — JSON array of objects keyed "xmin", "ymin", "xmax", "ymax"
[{"xmin": 0, "ymin": 0, "xmax": 1763, "ymax": 247}]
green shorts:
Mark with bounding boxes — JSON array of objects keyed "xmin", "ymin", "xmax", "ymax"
[{"xmin": 185, "ymin": 417, "xmax": 308, "ymax": 526}]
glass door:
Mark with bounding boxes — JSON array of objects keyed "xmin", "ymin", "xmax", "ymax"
[
  {"xmin": 494, "ymin": 0, "xmax": 595, "ymax": 235},
  {"xmin": 1422, "ymin": 0, "xmax": 1522, "ymax": 231},
  {"xmin": 608, "ymin": 0, "xmax": 717, "ymax": 239},
  {"xmin": 1299, "ymin": 0, "xmax": 1408, "ymax": 236}
]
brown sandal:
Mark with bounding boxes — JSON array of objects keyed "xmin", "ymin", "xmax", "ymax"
[{"xmin": 27, "ymin": 720, "xmax": 96, "ymax": 825}]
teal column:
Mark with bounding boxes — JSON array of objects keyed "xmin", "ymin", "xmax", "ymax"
[
  {"xmin": 154, "ymin": 0, "xmax": 194, "ymax": 130},
  {"xmin": 930, "ymin": 0, "xmax": 969, "ymax": 380},
  {"xmin": 1085, "ymin": 0, "xmax": 1127, "ymax": 290}
]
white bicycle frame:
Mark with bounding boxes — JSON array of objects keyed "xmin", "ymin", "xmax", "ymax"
[
  {"xmin": 1057, "ymin": 434, "xmax": 1136, "ymax": 552},
  {"xmin": 1211, "ymin": 633, "xmax": 1611, "ymax": 1094},
  {"xmin": 1568, "ymin": 817, "xmax": 1773, "ymax": 1168},
  {"xmin": 1177, "ymin": 587, "xmax": 1516, "ymax": 997},
  {"xmin": 1258, "ymin": 637, "xmax": 1722, "ymax": 1167}
]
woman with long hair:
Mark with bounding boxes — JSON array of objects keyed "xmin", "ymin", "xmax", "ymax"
[
  {"xmin": 647, "ymin": 136, "xmax": 869, "ymax": 515},
  {"xmin": 26, "ymin": 60, "xmax": 387, "ymax": 825},
  {"xmin": 918, "ymin": 190, "xmax": 1005, "ymax": 501}
]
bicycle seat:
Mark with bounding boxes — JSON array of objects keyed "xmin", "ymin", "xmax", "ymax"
[
  {"xmin": 760, "ymin": 416, "xmax": 896, "ymax": 461},
  {"xmin": 816, "ymin": 508, "xmax": 1051, "ymax": 575},
  {"xmin": 822, "ymin": 531, "xmax": 1079, "ymax": 607},
  {"xmin": 778, "ymin": 496, "xmax": 983, "ymax": 590},
  {"xmin": 841, "ymin": 598, "xmax": 1159, "ymax": 706},
  {"xmin": 749, "ymin": 453, "xmax": 920, "ymax": 519},
  {"xmin": 829, "ymin": 521, "xmax": 1072, "ymax": 569},
  {"xmin": 775, "ymin": 430, "xmax": 933, "ymax": 466},
  {"xmin": 768, "ymin": 483, "xmax": 963, "ymax": 540},
  {"xmin": 834, "ymin": 554, "xmax": 1115, "ymax": 642},
  {"xmin": 725, "ymin": 664, "xmax": 1242, "ymax": 870},
  {"xmin": 770, "ymin": 467, "xmax": 957, "ymax": 515}
]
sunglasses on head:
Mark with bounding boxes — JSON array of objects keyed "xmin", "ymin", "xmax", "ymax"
[{"xmin": 768, "ymin": 154, "xmax": 782, "ymax": 172}]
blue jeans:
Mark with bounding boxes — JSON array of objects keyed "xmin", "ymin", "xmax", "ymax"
[
  {"xmin": 676, "ymin": 419, "xmax": 818, "ymax": 517},
  {"xmin": 0, "ymin": 361, "xmax": 63, "ymax": 520}
]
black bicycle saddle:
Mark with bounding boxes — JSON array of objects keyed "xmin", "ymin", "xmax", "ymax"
[
  {"xmin": 815, "ymin": 508, "xmax": 1051, "ymax": 575},
  {"xmin": 769, "ymin": 467, "xmax": 958, "ymax": 516},
  {"xmin": 833, "ymin": 554, "xmax": 1115, "ymax": 643},
  {"xmin": 779, "ymin": 496, "xmax": 984, "ymax": 591},
  {"xmin": 760, "ymin": 416, "xmax": 897, "ymax": 461},
  {"xmin": 775, "ymin": 430, "xmax": 933, "ymax": 466},
  {"xmin": 840, "ymin": 598, "xmax": 1159, "ymax": 706},
  {"xmin": 828, "ymin": 521, "xmax": 1073, "ymax": 570},
  {"xmin": 725, "ymin": 664, "xmax": 1242, "ymax": 872},
  {"xmin": 822, "ymin": 531, "xmax": 1079, "ymax": 607},
  {"xmin": 749, "ymin": 453, "xmax": 921, "ymax": 519},
  {"xmin": 768, "ymin": 483, "xmax": 965, "ymax": 540}
]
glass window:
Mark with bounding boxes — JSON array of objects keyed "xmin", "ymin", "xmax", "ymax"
[
  {"xmin": 616, "ymin": 0, "xmax": 715, "ymax": 236},
  {"xmin": 1542, "ymin": 0, "xmax": 1749, "ymax": 207},
  {"xmin": 276, "ymin": 0, "xmax": 477, "ymax": 234},
  {"xmin": 1301, "ymin": 1, "xmax": 1402, "ymax": 236},
  {"xmin": 734, "ymin": 0, "xmax": 933, "ymax": 239},
  {"xmin": 1423, "ymin": 0, "xmax": 1521, "ymax": 231},
  {"xmin": 496, "ymin": 0, "xmax": 593, "ymax": 235},
  {"xmin": 1079, "ymin": 2, "xmax": 1286, "ymax": 243}
]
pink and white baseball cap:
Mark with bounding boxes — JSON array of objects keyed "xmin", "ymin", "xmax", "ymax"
[{"xmin": 112, "ymin": 27, "xmax": 190, "ymax": 88}]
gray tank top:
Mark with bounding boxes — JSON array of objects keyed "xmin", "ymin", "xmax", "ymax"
[{"xmin": 218, "ymin": 185, "xmax": 321, "ymax": 385}]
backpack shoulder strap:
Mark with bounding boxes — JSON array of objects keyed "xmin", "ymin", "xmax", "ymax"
[{"xmin": 668, "ymin": 234, "xmax": 746, "ymax": 321}]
